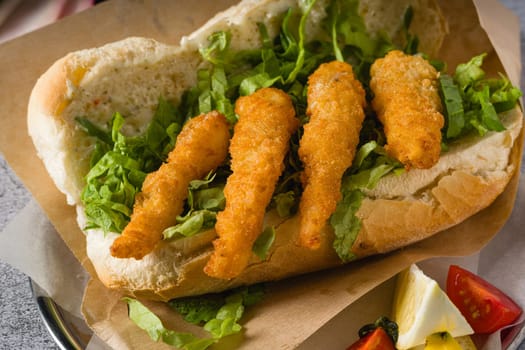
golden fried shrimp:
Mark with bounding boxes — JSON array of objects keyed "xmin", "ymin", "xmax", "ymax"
[
  {"xmin": 298, "ymin": 61, "xmax": 366, "ymax": 249},
  {"xmin": 204, "ymin": 87, "xmax": 298, "ymax": 280},
  {"xmin": 110, "ymin": 111, "xmax": 230, "ymax": 259},
  {"xmin": 370, "ymin": 50, "xmax": 444, "ymax": 169}
]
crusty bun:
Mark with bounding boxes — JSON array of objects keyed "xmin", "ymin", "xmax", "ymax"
[{"xmin": 28, "ymin": 0, "xmax": 522, "ymax": 301}]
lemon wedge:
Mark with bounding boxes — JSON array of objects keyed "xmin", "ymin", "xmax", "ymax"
[{"xmin": 393, "ymin": 264, "xmax": 474, "ymax": 349}]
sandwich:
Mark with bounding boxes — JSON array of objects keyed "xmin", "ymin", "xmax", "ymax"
[{"xmin": 27, "ymin": 0, "xmax": 523, "ymax": 304}]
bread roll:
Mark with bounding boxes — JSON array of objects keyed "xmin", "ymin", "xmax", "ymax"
[{"xmin": 27, "ymin": 0, "xmax": 522, "ymax": 301}]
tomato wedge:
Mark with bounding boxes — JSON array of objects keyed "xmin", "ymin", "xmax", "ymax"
[
  {"xmin": 446, "ymin": 264, "xmax": 522, "ymax": 334},
  {"xmin": 346, "ymin": 327, "xmax": 395, "ymax": 350}
]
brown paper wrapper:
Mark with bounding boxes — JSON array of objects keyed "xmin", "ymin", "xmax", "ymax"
[{"xmin": 0, "ymin": 0, "xmax": 522, "ymax": 349}]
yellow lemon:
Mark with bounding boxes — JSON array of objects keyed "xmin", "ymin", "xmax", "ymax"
[
  {"xmin": 410, "ymin": 332, "xmax": 477, "ymax": 350},
  {"xmin": 393, "ymin": 264, "xmax": 474, "ymax": 349},
  {"xmin": 424, "ymin": 332, "xmax": 463, "ymax": 350}
]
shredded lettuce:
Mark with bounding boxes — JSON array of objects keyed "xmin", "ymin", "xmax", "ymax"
[
  {"xmin": 163, "ymin": 172, "xmax": 226, "ymax": 239},
  {"xmin": 440, "ymin": 53, "xmax": 521, "ymax": 141},
  {"xmin": 168, "ymin": 285, "xmax": 264, "ymax": 325},
  {"xmin": 199, "ymin": 31, "xmax": 232, "ymax": 66},
  {"xmin": 252, "ymin": 227, "xmax": 276, "ymax": 260},
  {"xmin": 330, "ymin": 189, "xmax": 363, "ymax": 262},
  {"xmin": 344, "ymin": 141, "xmax": 403, "ymax": 191},
  {"xmin": 124, "ymin": 297, "xmax": 216, "ymax": 350},
  {"xmin": 331, "ymin": 140, "xmax": 403, "ymax": 261},
  {"xmin": 324, "ymin": 0, "xmax": 397, "ymax": 85},
  {"xmin": 439, "ymin": 74, "xmax": 465, "ymax": 138},
  {"xmin": 78, "ymin": 98, "xmax": 183, "ymax": 233},
  {"xmin": 401, "ymin": 6, "xmax": 419, "ymax": 54},
  {"xmin": 272, "ymin": 191, "xmax": 297, "ymax": 217},
  {"xmin": 125, "ymin": 286, "xmax": 264, "ymax": 349},
  {"xmin": 284, "ymin": 0, "xmax": 317, "ymax": 84},
  {"xmin": 163, "ymin": 210, "xmax": 217, "ymax": 239}
]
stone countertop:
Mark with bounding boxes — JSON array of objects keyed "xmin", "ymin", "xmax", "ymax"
[{"xmin": 1, "ymin": 0, "xmax": 525, "ymax": 349}]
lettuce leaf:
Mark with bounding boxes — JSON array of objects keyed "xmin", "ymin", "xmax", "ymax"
[
  {"xmin": 163, "ymin": 210, "xmax": 217, "ymax": 239},
  {"xmin": 136, "ymin": 286, "xmax": 264, "ymax": 347},
  {"xmin": 440, "ymin": 53, "xmax": 521, "ymax": 141},
  {"xmin": 252, "ymin": 227, "xmax": 276, "ymax": 260},
  {"xmin": 439, "ymin": 74, "xmax": 465, "ymax": 138},
  {"xmin": 283, "ymin": 0, "xmax": 317, "ymax": 84},
  {"xmin": 401, "ymin": 6, "xmax": 419, "ymax": 54},
  {"xmin": 330, "ymin": 140, "xmax": 403, "ymax": 261},
  {"xmin": 330, "ymin": 189, "xmax": 363, "ymax": 262},
  {"xmin": 163, "ymin": 172, "xmax": 227, "ymax": 240},
  {"xmin": 125, "ymin": 285, "xmax": 264, "ymax": 349},
  {"xmin": 124, "ymin": 297, "xmax": 216, "ymax": 350},
  {"xmin": 78, "ymin": 98, "xmax": 183, "ymax": 233},
  {"xmin": 169, "ymin": 285, "xmax": 264, "ymax": 326},
  {"xmin": 272, "ymin": 191, "xmax": 297, "ymax": 217},
  {"xmin": 324, "ymin": 0, "xmax": 397, "ymax": 85}
]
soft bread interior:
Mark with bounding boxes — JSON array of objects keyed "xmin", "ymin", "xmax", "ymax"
[
  {"xmin": 28, "ymin": 38, "xmax": 202, "ymax": 205},
  {"xmin": 27, "ymin": 0, "xmax": 522, "ymax": 301}
]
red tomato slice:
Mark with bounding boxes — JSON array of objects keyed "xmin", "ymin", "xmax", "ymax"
[
  {"xmin": 446, "ymin": 264, "xmax": 522, "ymax": 334},
  {"xmin": 346, "ymin": 327, "xmax": 395, "ymax": 350}
]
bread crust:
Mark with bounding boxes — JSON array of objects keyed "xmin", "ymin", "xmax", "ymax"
[{"xmin": 27, "ymin": 0, "xmax": 522, "ymax": 301}]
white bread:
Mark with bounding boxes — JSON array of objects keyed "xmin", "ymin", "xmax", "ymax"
[{"xmin": 27, "ymin": 0, "xmax": 522, "ymax": 301}]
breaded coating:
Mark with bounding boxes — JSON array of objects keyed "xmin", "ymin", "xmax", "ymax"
[
  {"xmin": 204, "ymin": 87, "xmax": 299, "ymax": 280},
  {"xmin": 298, "ymin": 61, "xmax": 366, "ymax": 249},
  {"xmin": 370, "ymin": 50, "xmax": 444, "ymax": 169},
  {"xmin": 110, "ymin": 111, "xmax": 230, "ymax": 259}
]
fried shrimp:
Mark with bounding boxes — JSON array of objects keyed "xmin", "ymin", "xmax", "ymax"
[
  {"xmin": 370, "ymin": 50, "xmax": 444, "ymax": 169},
  {"xmin": 204, "ymin": 87, "xmax": 299, "ymax": 280},
  {"xmin": 110, "ymin": 111, "xmax": 230, "ymax": 259},
  {"xmin": 298, "ymin": 61, "xmax": 366, "ymax": 249}
]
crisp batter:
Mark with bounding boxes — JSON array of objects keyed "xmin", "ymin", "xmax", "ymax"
[
  {"xmin": 298, "ymin": 60, "xmax": 366, "ymax": 249},
  {"xmin": 110, "ymin": 111, "xmax": 230, "ymax": 259},
  {"xmin": 204, "ymin": 87, "xmax": 299, "ymax": 279},
  {"xmin": 370, "ymin": 50, "xmax": 444, "ymax": 169}
]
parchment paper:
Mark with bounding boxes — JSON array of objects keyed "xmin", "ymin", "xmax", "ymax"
[{"xmin": 0, "ymin": 0, "xmax": 523, "ymax": 349}]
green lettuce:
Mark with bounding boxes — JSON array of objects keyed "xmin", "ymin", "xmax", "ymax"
[
  {"xmin": 252, "ymin": 227, "xmax": 276, "ymax": 260},
  {"xmin": 344, "ymin": 141, "xmax": 403, "ymax": 191},
  {"xmin": 125, "ymin": 285, "xmax": 264, "ymax": 349},
  {"xmin": 330, "ymin": 189, "xmax": 363, "ymax": 262},
  {"xmin": 324, "ymin": 0, "xmax": 398, "ymax": 85},
  {"xmin": 124, "ymin": 297, "xmax": 216, "ymax": 350},
  {"xmin": 163, "ymin": 172, "xmax": 226, "ymax": 239},
  {"xmin": 163, "ymin": 210, "xmax": 217, "ymax": 239},
  {"xmin": 78, "ymin": 97, "xmax": 183, "ymax": 233},
  {"xmin": 331, "ymin": 140, "xmax": 403, "ymax": 261},
  {"xmin": 440, "ymin": 53, "xmax": 521, "ymax": 141}
]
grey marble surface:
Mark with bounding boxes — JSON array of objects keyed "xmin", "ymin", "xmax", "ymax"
[{"xmin": 1, "ymin": 0, "xmax": 525, "ymax": 349}]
